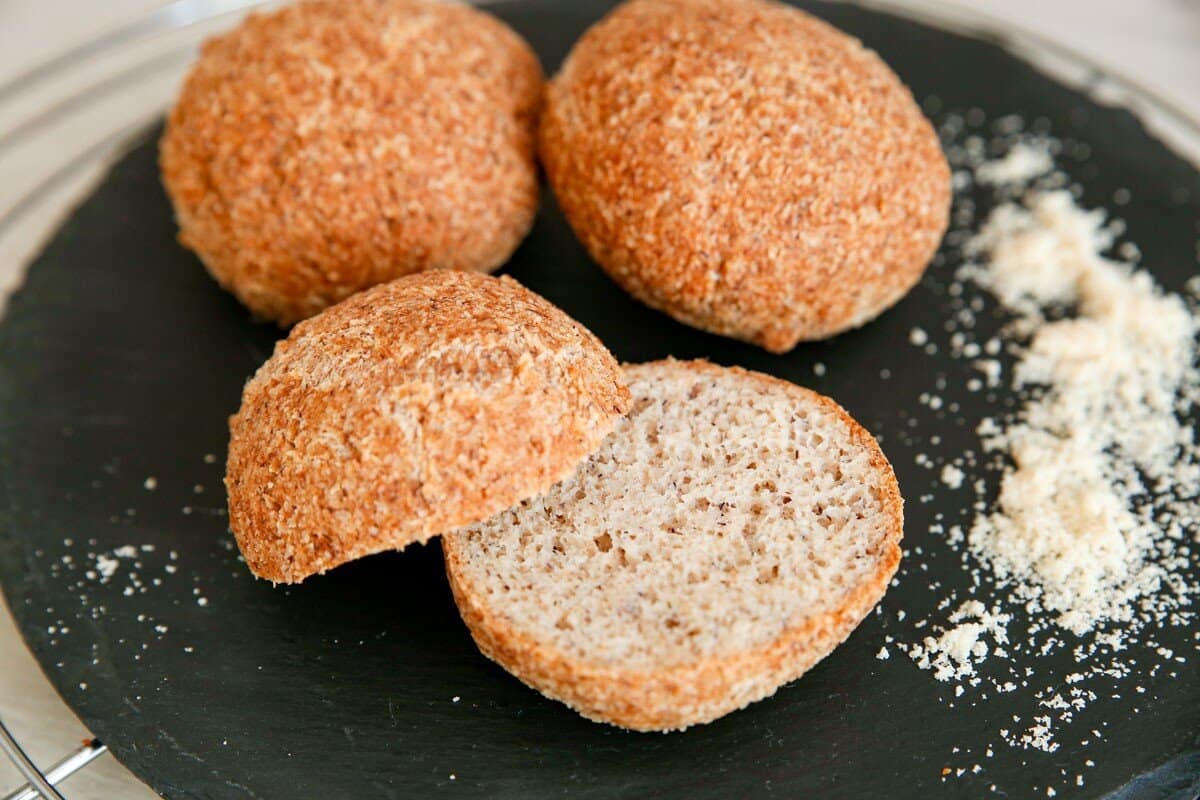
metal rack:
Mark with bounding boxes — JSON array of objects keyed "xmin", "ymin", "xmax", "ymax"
[
  {"xmin": 2, "ymin": 0, "xmax": 1198, "ymax": 796},
  {"xmin": 0, "ymin": 723, "xmax": 106, "ymax": 800}
]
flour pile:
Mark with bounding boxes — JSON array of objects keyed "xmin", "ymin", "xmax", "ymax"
[
  {"xmin": 886, "ymin": 114, "xmax": 1200, "ymax": 789},
  {"xmin": 965, "ymin": 189, "xmax": 1199, "ymax": 635}
]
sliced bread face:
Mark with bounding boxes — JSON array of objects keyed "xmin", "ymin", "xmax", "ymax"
[{"xmin": 443, "ymin": 359, "xmax": 903, "ymax": 731}]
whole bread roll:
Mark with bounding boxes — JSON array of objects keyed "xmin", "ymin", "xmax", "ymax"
[
  {"xmin": 161, "ymin": 0, "xmax": 544, "ymax": 324},
  {"xmin": 540, "ymin": 0, "xmax": 951, "ymax": 352}
]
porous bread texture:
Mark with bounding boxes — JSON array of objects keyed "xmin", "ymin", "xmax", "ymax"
[
  {"xmin": 160, "ymin": 0, "xmax": 543, "ymax": 325},
  {"xmin": 444, "ymin": 359, "xmax": 903, "ymax": 731},
  {"xmin": 539, "ymin": 0, "xmax": 951, "ymax": 353},
  {"xmin": 226, "ymin": 271, "xmax": 630, "ymax": 584}
]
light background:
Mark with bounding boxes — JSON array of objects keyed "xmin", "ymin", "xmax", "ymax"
[{"xmin": 1, "ymin": 1, "xmax": 1198, "ymax": 797}]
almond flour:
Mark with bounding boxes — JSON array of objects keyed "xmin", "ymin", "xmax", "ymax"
[
  {"xmin": 891, "ymin": 115, "xmax": 1199, "ymax": 790},
  {"xmin": 965, "ymin": 188, "xmax": 1198, "ymax": 635},
  {"xmin": 975, "ymin": 141, "xmax": 1053, "ymax": 187}
]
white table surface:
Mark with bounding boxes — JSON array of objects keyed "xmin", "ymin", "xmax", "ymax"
[{"xmin": 1, "ymin": 1, "xmax": 1199, "ymax": 797}]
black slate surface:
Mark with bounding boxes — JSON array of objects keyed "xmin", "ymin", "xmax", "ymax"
[{"xmin": 1, "ymin": 1, "xmax": 1198, "ymax": 798}]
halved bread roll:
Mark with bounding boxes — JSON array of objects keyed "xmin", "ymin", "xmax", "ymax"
[
  {"xmin": 444, "ymin": 359, "xmax": 902, "ymax": 730},
  {"xmin": 226, "ymin": 271, "xmax": 630, "ymax": 583}
]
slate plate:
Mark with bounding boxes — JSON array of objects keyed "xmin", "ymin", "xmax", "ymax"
[{"xmin": 1, "ymin": 1, "xmax": 1198, "ymax": 798}]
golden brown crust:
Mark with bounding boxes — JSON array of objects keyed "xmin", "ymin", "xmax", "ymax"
[
  {"xmin": 443, "ymin": 359, "xmax": 903, "ymax": 731},
  {"xmin": 161, "ymin": 0, "xmax": 544, "ymax": 324},
  {"xmin": 226, "ymin": 271, "xmax": 630, "ymax": 583},
  {"xmin": 539, "ymin": 0, "xmax": 951, "ymax": 353}
]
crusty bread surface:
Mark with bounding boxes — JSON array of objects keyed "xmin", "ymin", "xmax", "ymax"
[
  {"xmin": 226, "ymin": 271, "xmax": 630, "ymax": 583},
  {"xmin": 161, "ymin": 0, "xmax": 543, "ymax": 325},
  {"xmin": 443, "ymin": 359, "xmax": 903, "ymax": 730},
  {"xmin": 539, "ymin": 0, "xmax": 950, "ymax": 352}
]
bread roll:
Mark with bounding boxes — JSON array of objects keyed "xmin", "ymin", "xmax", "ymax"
[
  {"xmin": 162, "ymin": 0, "xmax": 543, "ymax": 324},
  {"xmin": 444, "ymin": 359, "xmax": 902, "ymax": 730},
  {"xmin": 540, "ymin": 0, "xmax": 950, "ymax": 352},
  {"xmin": 227, "ymin": 271, "xmax": 630, "ymax": 583}
]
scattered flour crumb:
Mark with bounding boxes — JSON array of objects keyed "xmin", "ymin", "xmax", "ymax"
[
  {"xmin": 975, "ymin": 359, "xmax": 1002, "ymax": 388},
  {"xmin": 1021, "ymin": 716, "xmax": 1060, "ymax": 753},
  {"xmin": 900, "ymin": 600, "xmax": 1010, "ymax": 683},
  {"xmin": 976, "ymin": 142, "xmax": 1053, "ymax": 186},
  {"xmin": 941, "ymin": 464, "xmax": 965, "ymax": 490},
  {"xmin": 95, "ymin": 555, "xmax": 119, "ymax": 581}
]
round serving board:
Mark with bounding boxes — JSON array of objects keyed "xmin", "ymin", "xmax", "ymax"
[{"xmin": 1, "ymin": 1, "xmax": 1198, "ymax": 797}]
